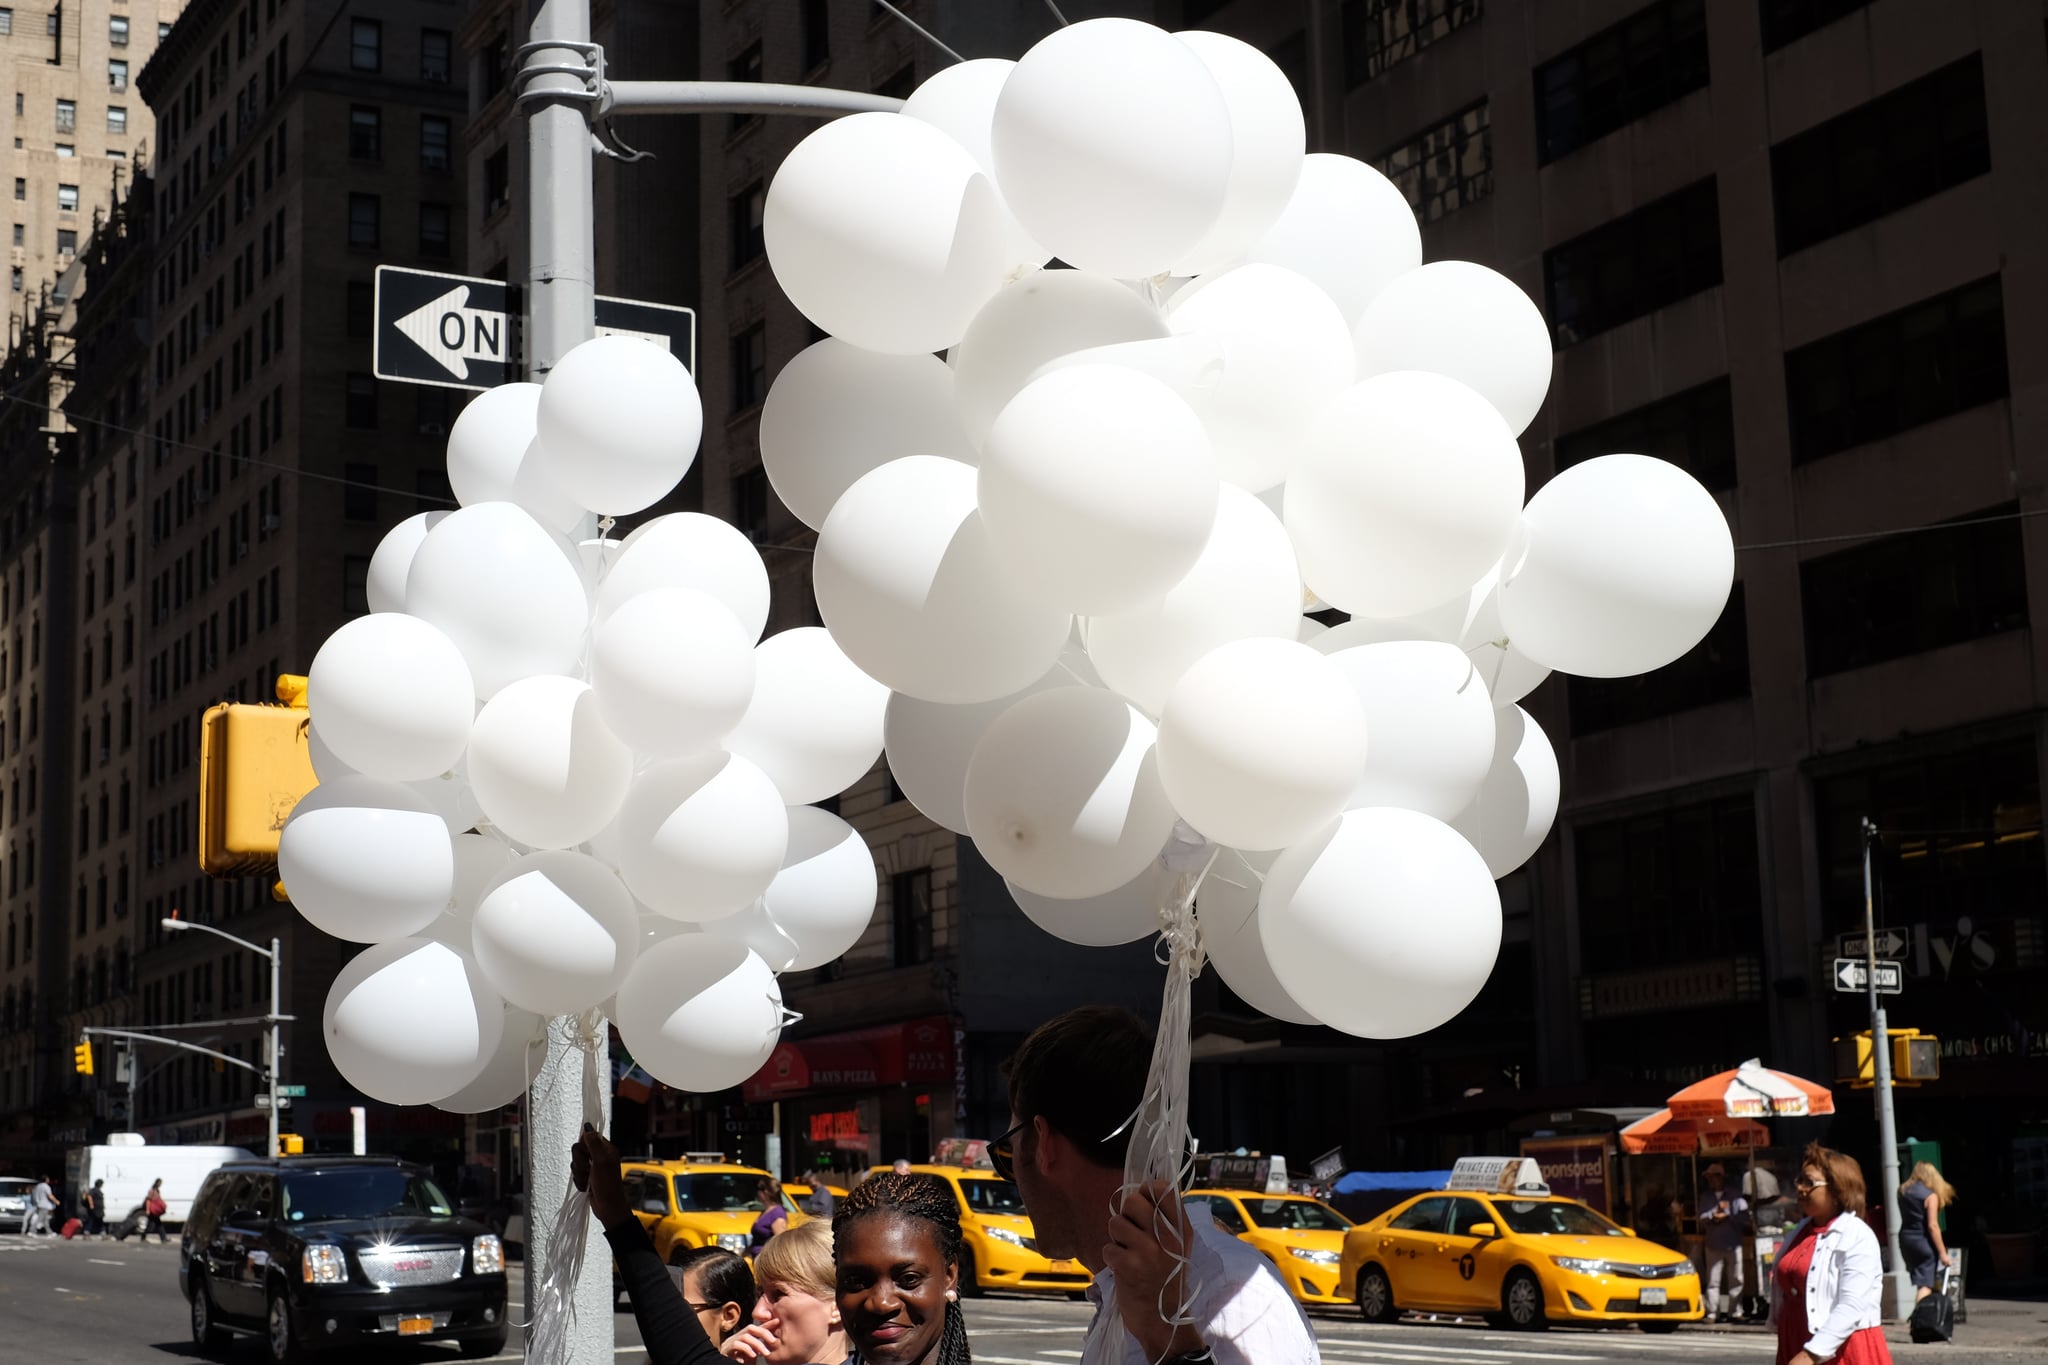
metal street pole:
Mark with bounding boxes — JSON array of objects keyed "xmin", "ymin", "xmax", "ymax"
[
  {"xmin": 268, "ymin": 936, "xmax": 282, "ymax": 1158},
  {"xmin": 1861, "ymin": 819, "xmax": 1910, "ymax": 1318}
]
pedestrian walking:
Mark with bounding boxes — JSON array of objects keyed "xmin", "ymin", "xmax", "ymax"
[
  {"xmin": 144, "ymin": 1178, "xmax": 169, "ymax": 1244},
  {"xmin": 83, "ymin": 1178, "xmax": 107, "ymax": 1238},
  {"xmin": 751, "ymin": 1175, "xmax": 791, "ymax": 1251},
  {"xmin": 27, "ymin": 1174, "xmax": 56, "ymax": 1236},
  {"xmin": 1897, "ymin": 1161, "xmax": 1956, "ymax": 1303},
  {"xmin": 993, "ymin": 1005, "xmax": 1318, "ymax": 1365},
  {"xmin": 1769, "ymin": 1143, "xmax": 1892, "ymax": 1365},
  {"xmin": 1698, "ymin": 1163, "xmax": 1750, "ymax": 1321}
]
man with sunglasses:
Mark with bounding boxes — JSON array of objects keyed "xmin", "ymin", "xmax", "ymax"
[{"xmin": 996, "ymin": 1006, "xmax": 1319, "ymax": 1365}]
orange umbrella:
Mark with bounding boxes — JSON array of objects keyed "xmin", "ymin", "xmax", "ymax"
[
  {"xmin": 1667, "ymin": 1058, "xmax": 1835, "ymax": 1120},
  {"xmin": 1620, "ymin": 1108, "xmax": 1773, "ymax": 1155}
]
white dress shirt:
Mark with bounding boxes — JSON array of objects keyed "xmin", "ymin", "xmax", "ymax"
[{"xmin": 1082, "ymin": 1208, "xmax": 1320, "ymax": 1365}]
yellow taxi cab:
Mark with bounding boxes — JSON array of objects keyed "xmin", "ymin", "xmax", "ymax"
[
  {"xmin": 868, "ymin": 1163, "xmax": 1094, "ymax": 1296},
  {"xmin": 1339, "ymin": 1157, "xmax": 1703, "ymax": 1332},
  {"xmin": 618, "ymin": 1154, "xmax": 781, "ymax": 1265},
  {"xmin": 782, "ymin": 1180, "xmax": 850, "ymax": 1225},
  {"xmin": 1185, "ymin": 1189, "xmax": 1354, "ymax": 1306}
]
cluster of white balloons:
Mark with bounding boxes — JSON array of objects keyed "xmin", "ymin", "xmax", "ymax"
[
  {"xmin": 764, "ymin": 19, "xmax": 1735, "ymax": 1039},
  {"xmin": 288, "ymin": 331, "xmax": 903, "ymax": 1107}
]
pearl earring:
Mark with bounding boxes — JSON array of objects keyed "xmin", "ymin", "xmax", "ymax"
[{"xmin": 945, "ymin": 1289, "xmax": 958, "ymax": 1302}]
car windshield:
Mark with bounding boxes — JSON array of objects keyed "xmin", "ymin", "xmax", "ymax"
[
  {"xmin": 282, "ymin": 1171, "xmax": 454, "ymax": 1223},
  {"xmin": 673, "ymin": 1174, "xmax": 765, "ymax": 1213},
  {"xmin": 1493, "ymin": 1200, "xmax": 1627, "ymax": 1237},
  {"xmin": 1245, "ymin": 1199, "xmax": 1351, "ymax": 1231},
  {"xmin": 961, "ymin": 1179, "xmax": 1027, "ymax": 1215}
]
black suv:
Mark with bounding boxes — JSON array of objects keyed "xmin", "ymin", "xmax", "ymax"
[{"xmin": 179, "ymin": 1155, "xmax": 509, "ymax": 1362}]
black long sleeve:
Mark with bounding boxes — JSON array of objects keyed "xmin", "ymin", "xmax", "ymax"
[{"xmin": 601, "ymin": 1216, "xmax": 723, "ymax": 1365}]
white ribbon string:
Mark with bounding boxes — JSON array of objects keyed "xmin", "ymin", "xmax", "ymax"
[{"xmin": 524, "ymin": 1009, "xmax": 607, "ymax": 1365}]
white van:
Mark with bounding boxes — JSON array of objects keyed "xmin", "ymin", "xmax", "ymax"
[{"xmin": 65, "ymin": 1134, "xmax": 255, "ymax": 1229}]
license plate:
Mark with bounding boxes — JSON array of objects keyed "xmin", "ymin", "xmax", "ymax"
[
  {"xmin": 1050, "ymin": 1260, "xmax": 1075, "ymax": 1270},
  {"xmin": 397, "ymin": 1317, "xmax": 434, "ymax": 1336},
  {"xmin": 1639, "ymin": 1287, "xmax": 1667, "ymax": 1306}
]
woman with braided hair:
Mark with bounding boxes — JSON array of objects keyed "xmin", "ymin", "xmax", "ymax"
[{"xmin": 833, "ymin": 1172, "xmax": 973, "ymax": 1365}]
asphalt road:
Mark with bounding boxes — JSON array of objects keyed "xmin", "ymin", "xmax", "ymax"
[{"xmin": 4, "ymin": 1232, "xmax": 2039, "ymax": 1363}]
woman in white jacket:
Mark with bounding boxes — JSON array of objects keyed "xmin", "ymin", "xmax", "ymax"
[{"xmin": 1770, "ymin": 1143, "xmax": 1894, "ymax": 1365}]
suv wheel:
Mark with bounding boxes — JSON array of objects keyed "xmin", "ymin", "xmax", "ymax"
[
  {"xmin": 958, "ymin": 1246, "xmax": 983, "ymax": 1299},
  {"xmin": 1356, "ymin": 1264, "xmax": 1396, "ymax": 1324},
  {"xmin": 267, "ymin": 1284, "xmax": 304, "ymax": 1363},
  {"xmin": 1503, "ymin": 1269, "xmax": 1547, "ymax": 1330},
  {"xmin": 189, "ymin": 1274, "xmax": 229, "ymax": 1351}
]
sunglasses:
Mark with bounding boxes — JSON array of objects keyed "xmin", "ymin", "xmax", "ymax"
[
  {"xmin": 988, "ymin": 1119, "xmax": 1028, "ymax": 1183},
  {"xmin": 1794, "ymin": 1177, "xmax": 1829, "ymax": 1192}
]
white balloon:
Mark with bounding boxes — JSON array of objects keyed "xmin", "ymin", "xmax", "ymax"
[
  {"xmin": 575, "ymin": 535, "xmax": 626, "ymax": 594},
  {"xmin": 1354, "ymin": 262, "xmax": 1553, "ymax": 436},
  {"xmin": 717, "ymin": 807, "xmax": 877, "ymax": 972},
  {"xmin": 759, "ymin": 340, "xmax": 975, "ymax": 531},
  {"xmin": 367, "ymin": 511, "xmax": 449, "ymax": 614},
  {"xmin": 472, "ymin": 850, "xmax": 640, "ymax": 1016},
  {"xmin": 725, "ymin": 628, "xmax": 888, "ymax": 805},
  {"xmin": 992, "ymin": 18, "xmax": 1233, "ymax": 278},
  {"xmin": 410, "ymin": 762, "xmax": 484, "ymax": 836},
  {"xmin": 883, "ymin": 663, "xmax": 1076, "ymax": 835},
  {"xmin": 306, "ymin": 720, "xmax": 356, "ymax": 785},
  {"xmin": 901, "ymin": 58, "xmax": 1051, "ymax": 275},
  {"xmin": 1497, "ymin": 454, "xmax": 1735, "ymax": 678},
  {"xmin": 279, "ymin": 776, "xmax": 455, "ymax": 943},
  {"xmin": 1238, "ymin": 153, "xmax": 1420, "ymax": 327},
  {"xmin": 467, "ymin": 676, "xmax": 633, "ymax": 850},
  {"xmin": 1156, "ymin": 638, "xmax": 1366, "ymax": 851},
  {"xmin": 1163, "ymin": 264, "xmax": 1354, "ymax": 491},
  {"xmin": 597, "ymin": 512, "xmax": 771, "ymax": 643},
  {"xmin": 964, "ymin": 687, "xmax": 1178, "ymax": 900},
  {"xmin": 980, "ymin": 364, "xmax": 1218, "ymax": 615},
  {"xmin": 444, "ymin": 381, "xmax": 586, "ymax": 531},
  {"xmin": 949, "ymin": 268, "xmax": 1168, "ymax": 448},
  {"xmin": 699, "ymin": 898, "xmax": 801, "ymax": 973},
  {"xmin": 534, "ymin": 335, "xmax": 704, "ymax": 516},
  {"xmin": 765, "ymin": 112, "xmax": 1011, "ymax": 354},
  {"xmin": 1170, "ymin": 32, "xmax": 1305, "ymax": 274},
  {"xmin": 1296, "ymin": 616, "xmax": 1329, "ymax": 644},
  {"xmin": 424, "ymin": 832, "xmax": 519, "ymax": 953},
  {"xmin": 1449, "ymin": 706, "xmax": 1560, "ymax": 878},
  {"xmin": 1261, "ymin": 808, "xmax": 1502, "ymax": 1038},
  {"xmin": 405, "ymin": 502, "xmax": 589, "ymax": 698},
  {"xmin": 816, "ymin": 456, "xmax": 1071, "ymax": 704},
  {"xmin": 324, "ymin": 938, "xmax": 505, "ymax": 1105},
  {"xmin": 1086, "ymin": 485, "xmax": 1301, "ymax": 716},
  {"xmin": 591, "ymin": 587, "xmax": 756, "ymax": 757},
  {"xmin": 616, "ymin": 753, "xmax": 790, "ymax": 922},
  {"xmin": 1326, "ymin": 641, "xmax": 1495, "ymax": 819},
  {"xmin": 614, "ymin": 937, "xmax": 784, "ymax": 1093},
  {"xmin": 1288, "ymin": 372, "xmax": 1524, "ymax": 619},
  {"xmin": 1195, "ymin": 850, "xmax": 1316, "ymax": 1025},
  {"xmin": 306, "ymin": 613, "xmax": 474, "ymax": 783},
  {"xmin": 434, "ymin": 1003, "xmax": 544, "ymax": 1114},
  {"xmin": 1453, "ymin": 564, "xmax": 1552, "ymax": 706},
  {"xmin": 1006, "ymin": 860, "xmax": 1167, "ymax": 948}
]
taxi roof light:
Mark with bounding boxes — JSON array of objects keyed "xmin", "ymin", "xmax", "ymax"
[{"xmin": 1445, "ymin": 1156, "xmax": 1551, "ymax": 1198}]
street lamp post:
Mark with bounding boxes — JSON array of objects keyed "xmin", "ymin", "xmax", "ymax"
[
  {"xmin": 162, "ymin": 917, "xmax": 282, "ymax": 1157},
  {"xmin": 1859, "ymin": 821, "xmax": 1911, "ymax": 1319}
]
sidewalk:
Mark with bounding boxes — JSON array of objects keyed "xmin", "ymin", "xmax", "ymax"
[{"xmin": 1687, "ymin": 1294, "xmax": 2048, "ymax": 1351}]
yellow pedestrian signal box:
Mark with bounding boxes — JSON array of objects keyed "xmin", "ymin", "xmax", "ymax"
[
  {"xmin": 277, "ymin": 1134, "xmax": 304, "ymax": 1156},
  {"xmin": 198, "ymin": 693, "xmax": 318, "ymax": 876},
  {"xmin": 73, "ymin": 1041, "xmax": 94, "ymax": 1076},
  {"xmin": 1833, "ymin": 1029, "xmax": 1940, "ymax": 1087}
]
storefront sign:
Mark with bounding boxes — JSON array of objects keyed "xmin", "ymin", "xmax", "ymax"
[
  {"xmin": 744, "ymin": 1016, "xmax": 956, "ymax": 1102},
  {"xmin": 1580, "ymin": 959, "xmax": 1762, "ymax": 1019},
  {"xmin": 809, "ymin": 1110, "xmax": 864, "ymax": 1143},
  {"xmin": 1521, "ymin": 1137, "xmax": 1612, "ymax": 1216}
]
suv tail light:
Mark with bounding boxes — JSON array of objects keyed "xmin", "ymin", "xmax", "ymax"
[
  {"xmin": 472, "ymin": 1234, "xmax": 505, "ymax": 1275},
  {"xmin": 303, "ymin": 1244, "xmax": 348, "ymax": 1284}
]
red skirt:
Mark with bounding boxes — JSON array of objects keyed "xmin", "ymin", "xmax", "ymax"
[{"xmin": 1775, "ymin": 1326, "xmax": 1892, "ymax": 1365}]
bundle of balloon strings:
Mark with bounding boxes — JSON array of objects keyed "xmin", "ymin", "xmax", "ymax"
[
  {"xmin": 526, "ymin": 1009, "xmax": 607, "ymax": 1365},
  {"xmin": 1084, "ymin": 823, "xmax": 1218, "ymax": 1365}
]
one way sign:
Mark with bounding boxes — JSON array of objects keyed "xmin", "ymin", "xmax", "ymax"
[
  {"xmin": 1833, "ymin": 957, "xmax": 1904, "ymax": 994},
  {"xmin": 373, "ymin": 265, "xmax": 698, "ymax": 392}
]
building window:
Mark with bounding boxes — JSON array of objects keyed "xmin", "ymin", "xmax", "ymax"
[
  {"xmin": 1575, "ymin": 792, "xmax": 1763, "ymax": 974},
  {"xmin": 1569, "ymin": 584, "xmax": 1748, "ymax": 734},
  {"xmin": 1801, "ymin": 503, "xmax": 2026, "ymax": 678},
  {"xmin": 351, "ymin": 18, "xmax": 381, "ymax": 72},
  {"xmin": 348, "ymin": 105, "xmax": 380, "ymax": 160},
  {"xmin": 346, "ymin": 280, "xmax": 373, "ymax": 338},
  {"xmin": 11, "ymin": 179, "xmax": 22, "ymax": 201},
  {"xmin": 420, "ymin": 115, "xmax": 451, "ymax": 171},
  {"xmin": 9, "ymin": 223, "xmax": 19, "ymax": 246},
  {"xmin": 800, "ymin": 0, "xmax": 829, "ymax": 72},
  {"xmin": 0, "ymin": 11, "xmax": 11, "ymax": 37},
  {"xmin": 421, "ymin": 28, "xmax": 452, "ymax": 83},
  {"xmin": 728, "ymin": 42, "xmax": 763, "ymax": 136},
  {"xmin": 1375, "ymin": 100, "xmax": 1492, "ymax": 224},
  {"xmin": 1555, "ymin": 376, "xmax": 1737, "ymax": 493},
  {"xmin": 56, "ymin": 228, "xmax": 75, "ymax": 257},
  {"xmin": 9, "ymin": 268, "xmax": 19, "ymax": 293},
  {"xmin": 1536, "ymin": 0, "xmax": 1708, "ymax": 165},
  {"xmin": 54, "ymin": 143, "xmax": 74, "ymax": 158},
  {"xmin": 729, "ymin": 180, "xmax": 765, "ymax": 271},
  {"xmin": 344, "ymin": 373, "xmax": 378, "ymax": 430},
  {"xmin": 892, "ymin": 868, "xmax": 933, "ymax": 968},
  {"xmin": 1784, "ymin": 275, "xmax": 2006, "ymax": 465},
  {"xmin": 483, "ymin": 146, "xmax": 510, "ymax": 219},
  {"xmin": 347, "ymin": 193, "xmax": 380, "ymax": 249},
  {"xmin": 58, "ymin": 183, "xmax": 79, "ymax": 212},
  {"xmin": 109, "ymin": 60, "xmax": 128, "ymax": 92},
  {"xmin": 1760, "ymin": 0, "xmax": 1874, "ymax": 53},
  {"xmin": 343, "ymin": 556, "xmax": 371, "ymax": 616},
  {"xmin": 731, "ymin": 464, "xmax": 768, "ymax": 537},
  {"xmin": 1342, "ymin": 0, "xmax": 1482, "ymax": 88},
  {"xmin": 730, "ymin": 322, "xmax": 767, "ymax": 412},
  {"xmin": 343, "ymin": 464, "xmax": 379, "ymax": 521},
  {"xmin": 108, "ymin": 14, "xmax": 127, "ymax": 46},
  {"xmin": 418, "ymin": 202, "xmax": 450, "ymax": 258},
  {"xmin": 106, "ymin": 105, "xmax": 126, "ymax": 134},
  {"xmin": 1771, "ymin": 55, "xmax": 1988, "ymax": 258},
  {"xmin": 55, "ymin": 99, "xmax": 75, "ymax": 132},
  {"xmin": 1543, "ymin": 177, "xmax": 1721, "ymax": 347}
]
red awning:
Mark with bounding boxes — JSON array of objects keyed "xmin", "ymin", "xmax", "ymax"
[{"xmin": 744, "ymin": 1016, "xmax": 954, "ymax": 1103}]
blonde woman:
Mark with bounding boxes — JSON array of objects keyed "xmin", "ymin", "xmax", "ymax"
[
  {"xmin": 1899, "ymin": 1162, "xmax": 1956, "ymax": 1302},
  {"xmin": 723, "ymin": 1219, "xmax": 850, "ymax": 1364}
]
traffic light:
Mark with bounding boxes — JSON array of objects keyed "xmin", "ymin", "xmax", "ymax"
[
  {"xmin": 277, "ymin": 1134, "xmax": 304, "ymax": 1156},
  {"xmin": 197, "ymin": 677, "xmax": 317, "ymax": 876},
  {"xmin": 1832, "ymin": 1033, "xmax": 1873, "ymax": 1085},
  {"xmin": 1832, "ymin": 1029, "xmax": 1939, "ymax": 1087},
  {"xmin": 73, "ymin": 1041, "xmax": 94, "ymax": 1076}
]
